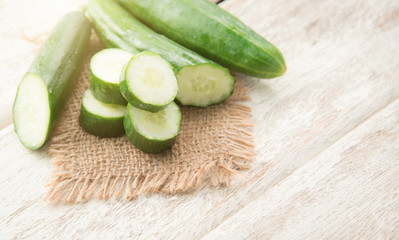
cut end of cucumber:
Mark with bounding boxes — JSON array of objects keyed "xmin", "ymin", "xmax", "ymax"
[
  {"xmin": 13, "ymin": 73, "xmax": 50, "ymax": 150},
  {"xmin": 80, "ymin": 89, "xmax": 126, "ymax": 137},
  {"xmin": 127, "ymin": 102, "xmax": 181, "ymax": 140},
  {"xmin": 89, "ymin": 48, "xmax": 132, "ymax": 105},
  {"xmin": 83, "ymin": 89, "xmax": 126, "ymax": 118},
  {"xmin": 91, "ymin": 48, "xmax": 133, "ymax": 84},
  {"xmin": 176, "ymin": 63, "xmax": 235, "ymax": 107},
  {"xmin": 122, "ymin": 51, "xmax": 178, "ymax": 110}
]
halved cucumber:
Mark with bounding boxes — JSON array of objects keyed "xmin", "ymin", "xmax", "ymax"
[
  {"xmin": 176, "ymin": 63, "xmax": 235, "ymax": 107},
  {"xmin": 79, "ymin": 89, "xmax": 126, "ymax": 137},
  {"xmin": 90, "ymin": 48, "xmax": 133, "ymax": 105},
  {"xmin": 119, "ymin": 51, "xmax": 178, "ymax": 113},
  {"xmin": 124, "ymin": 102, "xmax": 181, "ymax": 153},
  {"xmin": 13, "ymin": 11, "xmax": 91, "ymax": 150}
]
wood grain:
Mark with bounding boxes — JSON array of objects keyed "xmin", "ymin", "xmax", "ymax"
[
  {"xmin": 203, "ymin": 98, "xmax": 399, "ymax": 240},
  {"xmin": 1, "ymin": 0, "xmax": 399, "ymax": 239}
]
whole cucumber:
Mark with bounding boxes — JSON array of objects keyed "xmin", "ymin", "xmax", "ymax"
[{"xmin": 117, "ymin": 0, "xmax": 286, "ymax": 78}]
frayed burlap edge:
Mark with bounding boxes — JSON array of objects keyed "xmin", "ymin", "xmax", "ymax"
[{"xmin": 45, "ymin": 88, "xmax": 254, "ymax": 204}]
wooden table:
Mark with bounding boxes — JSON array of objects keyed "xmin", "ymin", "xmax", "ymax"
[{"xmin": 1, "ymin": 0, "xmax": 399, "ymax": 239}]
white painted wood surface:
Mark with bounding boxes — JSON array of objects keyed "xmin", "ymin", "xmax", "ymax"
[
  {"xmin": 1, "ymin": 0, "xmax": 398, "ymax": 239},
  {"xmin": 204, "ymin": 99, "xmax": 399, "ymax": 240}
]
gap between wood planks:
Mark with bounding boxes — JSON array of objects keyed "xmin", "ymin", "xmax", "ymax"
[
  {"xmin": 200, "ymin": 94, "xmax": 399, "ymax": 239},
  {"xmin": 212, "ymin": 0, "xmax": 226, "ymax": 4}
]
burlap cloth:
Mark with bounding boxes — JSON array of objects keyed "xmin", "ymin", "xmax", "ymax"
[{"xmin": 45, "ymin": 33, "xmax": 254, "ymax": 204}]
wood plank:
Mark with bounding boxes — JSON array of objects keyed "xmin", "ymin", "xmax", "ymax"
[
  {"xmin": 202, "ymin": 98, "xmax": 399, "ymax": 240},
  {"xmin": 1, "ymin": 0, "xmax": 399, "ymax": 239}
]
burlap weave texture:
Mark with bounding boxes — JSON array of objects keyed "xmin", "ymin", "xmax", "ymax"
[{"xmin": 46, "ymin": 33, "xmax": 254, "ymax": 204}]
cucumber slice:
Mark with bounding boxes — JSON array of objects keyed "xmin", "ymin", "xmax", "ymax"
[
  {"xmin": 124, "ymin": 102, "xmax": 181, "ymax": 153},
  {"xmin": 13, "ymin": 73, "xmax": 51, "ymax": 150},
  {"xmin": 176, "ymin": 63, "xmax": 235, "ymax": 107},
  {"xmin": 79, "ymin": 89, "xmax": 126, "ymax": 137},
  {"xmin": 119, "ymin": 51, "xmax": 178, "ymax": 113},
  {"xmin": 90, "ymin": 48, "xmax": 133, "ymax": 105}
]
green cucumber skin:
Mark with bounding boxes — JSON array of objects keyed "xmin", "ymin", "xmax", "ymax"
[
  {"xmin": 79, "ymin": 104, "xmax": 125, "ymax": 137},
  {"xmin": 90, "ymin": 10, "xmax": 140, "ymax": 55},
  {"xmin": 90, "ymin": 69, "xmax": 128, "ymax": 105},
  {"xmin": 123, "ymin": 103, "xmax": 181, "ymax": 153},
  {"xmin": 13, "ymin": 12, "xmax": 91, "ymax": 150},
  {"xmin": 117, "ymin": 0, "xmax": 286, "ymax": 78},
  {"xmin": 88, "ymin": 0, "xmax": 222, "ymax": 73},
  {"xmin": 28, "ymin": 12, "xmax": 91, "ymax": 120}
]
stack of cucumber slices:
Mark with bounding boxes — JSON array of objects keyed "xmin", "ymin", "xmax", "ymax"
[{"xmin": 80, "ymin": 49, "xmax": 182, "ymax": 153}]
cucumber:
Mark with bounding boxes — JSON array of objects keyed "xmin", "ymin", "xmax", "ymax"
[
  {"xmin": 88, "ymin": 0, "xmax": 235, "ymax": 107},
  {"xmin": 79, "ymin": 89, "xmax": 126, "ymax": 137},
  {"xmin": 119, "ymin": 51, "xmax": 178, "ymax": 112},
  {"xmin": 176, "ymin": 63, "xmax": 234, "ymax": 107},
  {"xmin": 90, "ymin": 48, "xmax": 134, "ymax": 105},
  {"xmin": 13, "ymin": 12, "xmax": 91, "ymax": 150},
  {"xmin": 124, "ymin": 102, "xmax": 181, "ymax": 153},
  {"xmin": 117, "ymin": 0, "xmax": 286, "ymax": 79}
]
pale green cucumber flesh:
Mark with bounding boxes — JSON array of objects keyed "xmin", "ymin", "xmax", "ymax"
[
  {"xmin": 124, "ymin": 102, "xmax": 181, "ymax": 153},
  {"xmin": 120, "ymin": 51, "xmax": 178, "ymax": 113},
  {"xmin": 13, "ymin": 73, "xmax": 51, "ymax": 150},
  {"xmin": 90, "ymin": 48, "xmax": 133, "ymax": 104},
  {"xmin": 80, "ymin": 89, "xmax": 126, "ymax": 137},
  {"xmin": 176, "ymin": 63, "xmax": 235, "ymax": 107}
]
